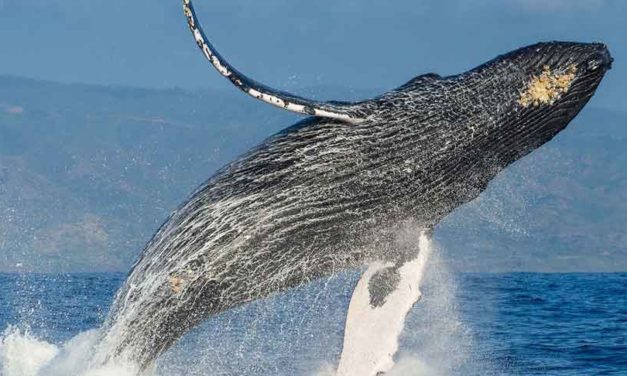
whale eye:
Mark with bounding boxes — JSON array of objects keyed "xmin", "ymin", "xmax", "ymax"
[{"xmin": 518, "ymin": 64, "xmax": 578, "ymax": 108}]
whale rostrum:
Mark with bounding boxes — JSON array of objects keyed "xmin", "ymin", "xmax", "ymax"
[{"xmin": 93, "ymin": 0, "xmax": 612, "ymax": 371}]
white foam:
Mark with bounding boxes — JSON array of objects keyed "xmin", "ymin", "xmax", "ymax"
[
  {"xmin": 385, "ymin": 356, "xmax": 442, "ymax": 376},
  {"xmin": 314, "ymin": 356, "xmax": 439, "ymax": 376},
  {"xmin": 0, "ymin": 328, "xmax": 140, "ymax": 376},
  {"xmin": 0, "ymin": 327, "xmax": 59, "ymax": 376},
  {"xmin": 389, "ymin": 252, "xmax": 480, "ymax": 376}
]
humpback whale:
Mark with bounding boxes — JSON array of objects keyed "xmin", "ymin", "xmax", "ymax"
[{"xmin": 92, "ymin": 0, "xmax": 612, "ymax": 373}]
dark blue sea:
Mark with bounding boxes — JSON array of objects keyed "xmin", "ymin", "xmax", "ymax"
[{"xmin": 1, "ymin": 270, "xmax": 625, "ymax": 375}]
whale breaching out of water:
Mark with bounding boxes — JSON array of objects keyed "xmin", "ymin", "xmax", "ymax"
[{"xmin": 91, "ymin": 0, "xmax": 612, "ymax": 373}]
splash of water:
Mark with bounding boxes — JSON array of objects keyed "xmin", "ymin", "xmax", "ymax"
[
  {"xmin": 0, "ymin": 328, "xmax": 447, "ymax": 376},
  {"xmin": 0, "ymin": 327, "xmax": 140, "ymax": 376},
  {"xmin": 1, "ymin": 236, "xmax": 476, "ymax": 376},
  {"xmin": 392, "ymin": 249, "xmax": 480, "ymax": 375},
  {"xmin": 0, "ymin": 327, "xmax": 58, "ymax": 376}
]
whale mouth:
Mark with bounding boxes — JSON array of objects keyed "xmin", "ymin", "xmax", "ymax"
[
  {"xmin": 586, "ymin": 43, "xmax": 613, "ymax": 71},
  {"xmin": 572, "ymin": 43, "xmax": 613, "ymax": 88},
  {"xmin": 554, "ymin": 44, "xmax": 612, "ymax": 115}
]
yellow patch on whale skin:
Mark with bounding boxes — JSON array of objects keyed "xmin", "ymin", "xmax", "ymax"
[{"xmin": 518, "ymin": 65, "xmax": 578, "ymax": 108}]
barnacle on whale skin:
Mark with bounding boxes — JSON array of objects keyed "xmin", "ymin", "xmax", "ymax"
[
  {"xmin": 518, "ymin": 65, "xmax": 578, "ymax": 107},
  {"xmin": 168, "ymin": 276, "xmax": 185, "ymax": 294}
]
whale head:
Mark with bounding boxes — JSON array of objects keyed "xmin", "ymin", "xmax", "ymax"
[
  {"xmin": 364, "ymin": 41, "xmax": 612, "ymax": 223},
  {"xmin": 464, "ymin": 42, "xmax": 612, "ymax": 163}
]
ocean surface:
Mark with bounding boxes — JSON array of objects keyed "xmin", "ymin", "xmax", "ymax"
[{"xmin": 0, "ymin": 268, "xmax": 625, "ymax": 375}]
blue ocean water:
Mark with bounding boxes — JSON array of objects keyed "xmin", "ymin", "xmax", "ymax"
[{"xmin": 0, "ymin": 271, "xmax": 625, "ymax": 375}]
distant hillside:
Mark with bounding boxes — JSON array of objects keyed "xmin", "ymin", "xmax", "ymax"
[{"xmin": 0, "ymin": 76, "xmax": 625, "ymax": 272}]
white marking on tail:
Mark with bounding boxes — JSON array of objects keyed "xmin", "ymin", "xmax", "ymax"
[{"xmin": 182, "ymin": 0, "xmax": 364, "ymax": 124}]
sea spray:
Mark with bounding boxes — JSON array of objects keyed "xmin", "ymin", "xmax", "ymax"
[
  {"xmin": 1, "ymin": 236, "xmax": 477, "ymax": 376},
  {"xmin": 311, "ymin": 240, "xmax": 474, "ymax": 376},
  {"xmin": 0, "ymin": 327, "xmax": 58, "ymax": 376},
  {"xmin": 152, "ymin": 235, "xmax": 476, "ymax": 375},
  {"xmin": 38, "ymin": 330, "xmax": 141, "ymax": 376},
  {"xmin": 0, "ymin": 328, "xmax": 141, "ymax": 376},
  {"xmin": 394, "ymin": 244, "xmax": 484, "ymax": 375}
]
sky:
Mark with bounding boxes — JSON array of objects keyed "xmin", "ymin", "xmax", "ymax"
[{"xmin": 0, "ymin": 0, "xmax": 625, "ymax": 109}]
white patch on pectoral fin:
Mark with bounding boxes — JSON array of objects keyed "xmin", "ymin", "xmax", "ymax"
[{"xmin": 337, "ymin": 232, "xmax": 433, "ymax": 376}]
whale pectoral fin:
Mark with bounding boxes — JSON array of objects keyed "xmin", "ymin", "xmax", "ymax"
[
  {"xmin": 182, "ymin": 0, "xmax": 365, "ymax": 124},
  {"xmin": 337, "ymin": 232, "xmax": 433, "ymax": 376}
]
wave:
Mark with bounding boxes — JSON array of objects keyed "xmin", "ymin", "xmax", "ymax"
[
  {"xmin": 0, "ymin": 327, "xmax": 138, "ymax": 376},
  {"xmin": 0, "ymin": 327, "xmax": 58, "ymax": 376},
  {"xmin": 0, "ymin": 328, "xmax": 449, "ymax": 376}
]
